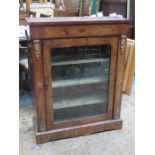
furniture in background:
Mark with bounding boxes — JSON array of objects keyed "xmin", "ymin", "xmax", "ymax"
[
  {"xmin": 53, "ymin": 9, "xmax": 80, "ymax": 17},
  {"xmin": 29, "ymin": 3, "xmax": 54, "ymax": 16},
  {"xmin": 19, "ymin": 23, "xmax": 32, "ymax": 94},
  {"xmin": 19, "ymin": 11, "xmax": 36, "ymax": 25},
  {"xmin": 19, "ymin": 0, "xmax": 53, "ymax": 18},
  {"xmin": 19, "ymin": 40, "xmax": 29, "ymax": 95},
  {"xmin": 19, "ymin": 2, "xmax": 35, "ymax": 93},
  {"xmin": 54, "ymin": 0, "xmax": 91, "ymax": 17},
  {"xmin": 123, "ymin": 38, "xmax": 135, "ymax": 95},
  {"xmin": 99, "ymin": 0, "xmax": 134, "ymax": 39},
  {"xmin": 90, "ymin": 0, "xmax": 101, "ymax": 14},
  {"xmin": 40, "ymin": 13, "xmax": 51, "ymax": 17},
  {"xmin": 55, "ymin": 0, "xmax": 135, "ymax": 94},
  {"xmin": 100, "ymin": 0, "xmax": 127, "ymax": 17},
  {"xmin": 26, "ymin": 17, "xmax": 129, "ymax": 144},
  {"xmin": 39, "ymin": 0, "xmax": 48, "ymax": 3},
  {"xmin": 128, "ymin": 0, "xmax": 135, "ymax": 39},
  {"xmin": 19, "ymin": 50, "xmax": 29, "ymax": 95}
]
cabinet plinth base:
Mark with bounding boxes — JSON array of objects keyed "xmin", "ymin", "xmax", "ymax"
[{"xmin": 33, "ymin": 117, "xmax": 123, "ymax": 144}]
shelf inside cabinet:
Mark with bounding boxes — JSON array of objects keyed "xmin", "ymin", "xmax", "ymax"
[
  {"xmin": 52, "ymin": 76, "xmax": 108, "ymax": 88},
  {"xmin": 53, "ymin": 88, "xmax": 108, "ymax": 122},
  {"xmin": 52, "ymin": 58, "xmax": 109, "ymax": 66},
  {"xmin": 54, "ymin": 93, "xmax": 107, "ymax": 110}
]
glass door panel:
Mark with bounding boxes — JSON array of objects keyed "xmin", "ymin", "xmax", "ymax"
[{"xmin": 50, "ymin": 45, "xmax": 111, "ymax": 122}]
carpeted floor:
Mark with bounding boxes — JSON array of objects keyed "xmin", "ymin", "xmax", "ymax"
[{"xmin": 19, "ymin": 86, "xmax": 134, "ymax": 155}]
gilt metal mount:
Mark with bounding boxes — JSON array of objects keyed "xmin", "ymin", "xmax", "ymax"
[
  {"xmin": 33, "ymin": 40, "xmax": 41, "ymax": 59},
  {"xmin": 120, "ymin": 35, "xmax": 127, "ymax": 54}
]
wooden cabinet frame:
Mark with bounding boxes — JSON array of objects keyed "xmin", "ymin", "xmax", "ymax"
[{"xmin": 27, "ymin": 17, "xmax": 129, "ymax": 144}]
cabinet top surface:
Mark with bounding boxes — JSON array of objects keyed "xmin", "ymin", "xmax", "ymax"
[{"xmin": 26, "ymin": 17, "xmax": 129, "ymax": 26}]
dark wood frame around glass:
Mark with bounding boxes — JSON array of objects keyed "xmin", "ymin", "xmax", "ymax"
[{"xmin": 43, "ymin": 37, "xmax": 118, "ymax": 130}]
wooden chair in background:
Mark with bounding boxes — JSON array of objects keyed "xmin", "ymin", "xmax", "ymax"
[
  {"xmin": 123, "ymin": 38, "xmax": 135, "ymax": 95},
  {"xmin": 19, "ymin": 46, "xmax": 29, "ymax": 95}
]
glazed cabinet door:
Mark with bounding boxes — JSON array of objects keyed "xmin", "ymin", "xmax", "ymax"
[{"xmin": 43, "ymin": 37, "xmax": 119, "ymax": 130}]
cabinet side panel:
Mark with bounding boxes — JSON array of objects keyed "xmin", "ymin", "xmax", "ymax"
[
  {"xmin": 113, "ymin": 35, "xmax": 126, "ymax": 119},
  {"xmin": 31, "ymin": 41, "xmax": 47, "ymax": 132}
]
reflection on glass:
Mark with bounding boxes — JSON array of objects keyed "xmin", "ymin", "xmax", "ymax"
[{"xmin": 51, "ymin": 45, "xmax": 111, "ymax": 122}]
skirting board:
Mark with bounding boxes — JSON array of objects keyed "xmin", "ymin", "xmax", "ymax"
[{"xmin": 33, "ymin": 117, "xmax": 123, "ymax": 144}]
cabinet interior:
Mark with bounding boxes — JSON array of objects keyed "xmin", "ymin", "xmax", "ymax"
[{"xmin": 50, "ymin": 45, "xmax": 111, "ymax": 122}]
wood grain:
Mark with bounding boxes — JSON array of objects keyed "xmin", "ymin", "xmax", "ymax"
[
  {"xmin": 33, "ymin": 117, "xmax": 122, "ymax": 144},
  {"xmin": 122, "ymin": 39, "xmax": 135, "ymax": 95},
  {"xmin": 31, "ymin": 41, "xmax": 47, "ymax": 132},
  {"xmin": 30, "ymin": 24, "xmax": 128, "ymax": 40},
  {"xmin": 27, "ymin": 17, "xmax": 129, "ymax": 143}
]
